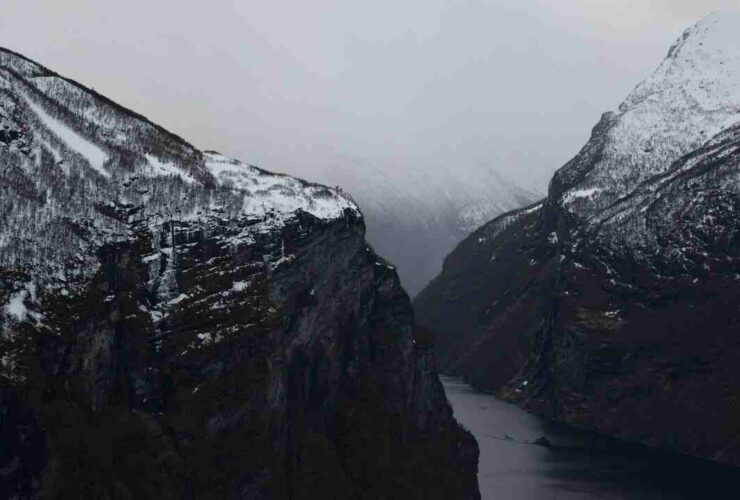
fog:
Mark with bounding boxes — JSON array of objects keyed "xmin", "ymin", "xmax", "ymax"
[{"xmin": 2, "ymin": 0, "xmax": 738, "ymax": 191}]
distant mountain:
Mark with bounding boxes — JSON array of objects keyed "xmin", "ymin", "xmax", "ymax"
[
  {"xmin": 416, "ymin": 11, "xmax": 740, "ymax": 465},
  {"xmin": 0, "ymin": 48, "xmax": 478, "ymax": 498},
  {"xmin": 306, "ymin": 157, "xmax": 539, "ymax": 296}
]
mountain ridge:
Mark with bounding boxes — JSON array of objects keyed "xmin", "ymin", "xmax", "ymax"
[{"xmin": 0, "ymin": 46, "xmax": 198, "ymax": 154}]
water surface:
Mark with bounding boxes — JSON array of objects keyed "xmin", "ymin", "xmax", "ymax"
[{"xmin": 441, "ymin": 376, "xmax": 740, "ymax": 499}]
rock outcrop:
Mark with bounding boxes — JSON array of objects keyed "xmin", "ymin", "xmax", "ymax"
[
  {"xmin": 416, "ymin": 11, "xmax": 740, "ymax": 465},
  {"xmin": 0, "ymin": 48, "xmax": 478, "ymax": 499}
]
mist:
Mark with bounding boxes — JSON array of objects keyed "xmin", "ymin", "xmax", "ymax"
[{"xmin": 2, "ymin": 0, "xmax": 738, "ymax": 192}]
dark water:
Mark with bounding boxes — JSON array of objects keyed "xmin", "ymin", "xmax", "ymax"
[{"xmin": 441, "ymin": 376, "xmax": 740, "ymax": 499}]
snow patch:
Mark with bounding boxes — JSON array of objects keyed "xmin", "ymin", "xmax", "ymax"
[
  {"xmin": 5, "ymin": 290, "xmax": 28, "ymax": 321},
  {"xmin": 563, "ymin": 188, "xmax": 601, "ymax": 205},
  {"xmin": 520, "ymin": 202, "xmax": 543, "ymax": 216},
  {"xmin": 144, "ymin": 154, "xmax": 196, "ymax": 184},
  {"xmin": 204, "ymin": 152, "xmax": 357, "ymax": 221},
  {"xmin": 232, "ymin": 280, "xmax": 251, "ymax": 292},
  {"xmin": 3, "ymin": 283, "xmax": 39, "ymax": 322},
  {"xmin": 141, "ymin": 253, "xmax": 160, "ymax": 263},
  {"xmin": 168, "ymin": 293, "xmax": 189, "ymax": 305}
]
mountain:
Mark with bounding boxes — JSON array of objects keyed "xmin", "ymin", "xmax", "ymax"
[
  {"xmin": 416, "ymin": 11, "xmax": 740, "ymax": 465},
  {"xmin": 0, "ymin": 48, "xmax": 479, "ymax": 498},
  {"xmin": 342, "ymin": 162, "xmax": 538, "ymax": 297},
  {"xmin": 304, "ymin": 157, "xmax": 539, "ymax": 296}
]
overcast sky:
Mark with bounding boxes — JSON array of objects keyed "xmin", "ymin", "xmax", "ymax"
[{"xmin": 2, "ymin": 1, "xmax": 738, "ymax": 191}]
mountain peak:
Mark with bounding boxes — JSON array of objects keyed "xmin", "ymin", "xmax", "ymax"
[
  {"xmin": 553, "ymin": 11, "xmax": 740, "ymax": 217},
  {"xmin": 668, "ymin": 10, "xmax": 740, "ymax": 63},
  {"xmin": 694, "ymin": 9, "xmax": 740, "ymax": 31},
  {"xmin": 624, "ymin": 10, "xmax": 740, "ymax": 111}
]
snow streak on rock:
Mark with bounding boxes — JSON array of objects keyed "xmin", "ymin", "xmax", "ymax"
[{"xmin": 23, "ymin": 93, "xmax": 110, "ymax": 177}]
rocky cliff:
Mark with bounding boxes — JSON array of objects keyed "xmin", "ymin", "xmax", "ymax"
[
  {"xmin": 303, "ymin": 158, "xmax": 539, "ymax": 296},
  {"xmin": 416, "ymin": 11, "xmax": 740, "ymax": 465},
  {"xmin": 0, "ymin": 48, "xmax": 478, "ymax": 498}
]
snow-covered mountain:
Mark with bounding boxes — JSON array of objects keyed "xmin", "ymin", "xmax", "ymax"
[
  {"xmin": 305, "ymin": 157, "xmax": 538, "ymax": 296},
  {"xmin": 554, "ymin": 10, "xmax": 740, "ymax": 224},
  {"xmin": 0, "ymin": 48, "xmax": 479, "ymax": 498},
  {"xmin": 0, "ymin": 48, "xmax": 356, "ymax": 294},
  {"xmin": 416, "ymin": 11, "xmax": 740, "ymax": 465}
]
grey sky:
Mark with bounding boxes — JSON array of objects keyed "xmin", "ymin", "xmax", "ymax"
[{"xmin": 2, "ymin": 0, "xmax": 738, "ymax": 191}]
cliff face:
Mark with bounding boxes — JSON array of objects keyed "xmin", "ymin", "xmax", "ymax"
[
  {"xmin": 0, "ymin": 48, "xmax": 478, "ymax": 499},
  {"xmin": 416, "ymin": 12, "xmax": 740, "ymax": 465},
  {"xmin": 304, "ymin": 158, "xmax": 539, "ymax": 296}
]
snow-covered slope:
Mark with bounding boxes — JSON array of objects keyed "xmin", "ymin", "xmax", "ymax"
[
  {"xmin": 555, "ymin": 11, "xmax": 740, "ymax": 220},
  {"xmin": 417, "ymin": 12, "xmax": 740, "ymax": 466},
  {"xmin": 0, "ymin": 46, "xmax": 356, "ymax": 296},
  {"xmin": 546, "ymin": 10, "xmax": 740, "ymax": 264}
]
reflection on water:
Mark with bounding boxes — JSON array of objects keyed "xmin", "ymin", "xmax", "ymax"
[{"xmin": 441, "ymin": 376, "xmax": 740, "ymax": 499}]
